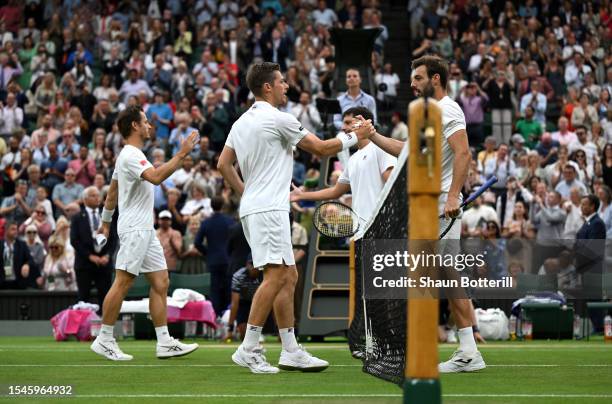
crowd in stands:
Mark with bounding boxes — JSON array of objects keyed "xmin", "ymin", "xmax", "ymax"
[{"xmin": 0, "ymin": 0, "xmax": 393, "ymax": 320}]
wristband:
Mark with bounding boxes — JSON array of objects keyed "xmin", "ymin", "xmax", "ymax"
[
  {"xmin": 101, "ymin": 208, "xmax": 115, "ymax": 223},
  {"xmin": 339, "ymin": 131, "xmax": 358, "ymax": 150},
  {"xmin": 472, "ymin": 325, "xmax": 479, "ymax": 333}
]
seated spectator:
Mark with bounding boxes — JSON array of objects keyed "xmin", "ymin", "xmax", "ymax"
[
  {"xmin": 41, "ymin": 234, "xmax": 76, "ymax": 291},
  {"xmin": 52, "ymin": 168, "xmax": 84, "ymax": 217},
  {"xmin": 0, "ymin": 221, "xmax": 39, "ymax": 289},
  {"xmin": 0, "ymin": 179, "xmax": 34, "ymax": 223},
  {"xmin": 181, "ymin": 183, "xmax": 213, "ymax": 219}
]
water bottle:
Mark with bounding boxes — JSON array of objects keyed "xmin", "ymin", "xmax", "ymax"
[
  {"xmin": 605, "ymin": 315, "xmax": 612, "ymax": 343},
  {"xmin": 522, "ymin": 316, "xmax": 533, "ymax": 340},
  {"xmin": 573, "ymin": 315, "xmax": 583, "ymax": 340},
  {"xmin": 509, "ymin": 314, "xmax": 517, "ymax": 340},
  {"xmin": 184, "ymin": 321, "xmax": 197, "ymax": 338},
  {"xmin": 122, "ymin": 314, "xmax": 134, "ymax": 339},
  {"xmin": 90, "ymin": 319, "xmax": 101, "ymax": 338}
]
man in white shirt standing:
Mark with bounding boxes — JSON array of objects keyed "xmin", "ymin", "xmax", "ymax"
[
  {"xmin": 361, "ymin": 55, "xmax": 486, "ymax": 373},
  {"xmin": 291, "ymin": 106, "xmax": 395, "ymax": 228},
  {"xmin": 91, "ymin": 106, "xmax": 199, "ymax": 361},
  {"xmin": 218, "ymin": 62, "xmax": 373, "ymax": 374},
  {"xmin": 333, "ymin": 68, "xmax": 377, "ymax": 130},
  {"xmin": 0, "ymin": 92, "xmax": 23, "ymax": 137},
  {"xmin": 290, "ymin": 91, "xmax": 322, "ymax": 135}
]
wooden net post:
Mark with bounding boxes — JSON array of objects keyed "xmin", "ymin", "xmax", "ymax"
[{"xmin": 403, "ymin": 97, "xmax": 442, "ymax": 403}]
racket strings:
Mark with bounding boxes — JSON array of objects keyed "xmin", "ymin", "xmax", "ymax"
[{"xmin": 314, "ymin": 202, "xmax": 358, "ymax": 238}]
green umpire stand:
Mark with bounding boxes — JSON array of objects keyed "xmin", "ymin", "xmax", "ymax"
[{"xmin": 298, "ymin": 156, "xmax": 351, "ymax": 338}]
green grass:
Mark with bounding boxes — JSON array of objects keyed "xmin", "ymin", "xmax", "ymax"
[{"xmin": 0, "ymin": 337, "xmax": 611, "ymax": 403}]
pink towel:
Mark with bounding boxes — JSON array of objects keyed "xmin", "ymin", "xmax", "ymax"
[
  {"xmin": 167, "ymin": 301, "xmax": 216, "ymax": 327},
  {"xmin": 51, "ymin": 309, "xmax": 100, "ymax": 341}
]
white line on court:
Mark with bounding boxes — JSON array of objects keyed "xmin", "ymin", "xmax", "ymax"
[{"xmin": 0, "ymin": 364, "xmax": 609, "ymax": 368}]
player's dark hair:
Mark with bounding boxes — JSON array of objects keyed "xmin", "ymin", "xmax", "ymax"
[
  {"xmin": 117, "ymin": 105, "xmax": 143, "ymax": 139},
  {"xmin": 411, "ymin": 55, "xmax": 449, "ymax": 88},
  {"xmin": 343, "ymin": 106, "xmax": 374, "ymax": 124},
  {"xmin": 211, "ymin": 196, "xmax": 225, "ymax": 212},
  {"xmin": 582, "ymin": 194, "xmax": 600, "ymax": 212},
  {"xmin": 246, "ymin": 62, "xmax": 280, "ymax": 97}
]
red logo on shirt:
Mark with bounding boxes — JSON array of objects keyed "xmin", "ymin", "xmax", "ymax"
[{"xmin": 140, "ymin": 160, "xmax": 148, "ymax": 166}]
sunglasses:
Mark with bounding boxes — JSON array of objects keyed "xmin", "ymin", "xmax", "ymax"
[
  {"xmin": 26, "ymin": 231, "xmax": 37, "ymax": 234},
  {"xmin": 49, "ymin": 245, "xmax": 61, "ymax": 249}
]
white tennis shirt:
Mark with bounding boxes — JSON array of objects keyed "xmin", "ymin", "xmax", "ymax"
[
  {"xmin": 438, "ymin": 96, "xmax": 467, "ymax": 193},
  {"xmin": 226, "ymin": 101, "xmax": 309, "ymax": 218}
]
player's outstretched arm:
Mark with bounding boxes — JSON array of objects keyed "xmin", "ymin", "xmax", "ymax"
[
  {"xmin": 290, "ymin": 182, "xmax": 350, "ymax": 203},
  {"xmin": 217, "ymin": 145, "xmax": 245, "ymax": 196},
  {"xmin": 142, "ymin": 130, "xmax": 199, "ymax": 185},
  {"xmin": 369, "ymin": 132, "xmax": 405, "ymax": 158},
  {"xmin": 297, "ymin": 121, "xmax": 374, "ymax": 157}
]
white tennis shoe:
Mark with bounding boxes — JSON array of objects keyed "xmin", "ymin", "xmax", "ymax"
[
  {"xmin": 278, "ymin": 345, "xmax": 329, "ymax": 372},
  {"xmin": 438, "ymin": 349, "xmax": 486, "ymax": 373},
  {"xmin": 90, "ymin": 337, "xmax": 133, "ymax": 361},
  {"xmin": 156, "ymin": 338, "xmax": 199, "ymax": 359},
  {"xmin": 232, "ymin": 344, "xmax": 279, "ymax": 374}
]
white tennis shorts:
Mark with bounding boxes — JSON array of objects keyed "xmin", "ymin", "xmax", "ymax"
[
  {"xmin": 115, "ymin": 230, "xmax": 167, "ymax": 276},
  {"xmin": 241, "ymin": 210, "xmax": 295, "ymax": 269}
]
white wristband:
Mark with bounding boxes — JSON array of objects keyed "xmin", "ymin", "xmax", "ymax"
[
  {"xmin": 339, "ymin": 131, "xmax": 358, "ymax": 150},
  {"xmin": 101, "ymin": 208, "xmax": 115, "ymax": 223}
]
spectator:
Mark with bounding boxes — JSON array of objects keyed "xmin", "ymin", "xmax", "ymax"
[
  {"xmin": 484, "ymin": 70, "xmax": 513, "ymax": 145},
  {"xmin": 19, "ymin": 203, "xmax": 52, "ymax": 248},
  {"xmin": 459, "ymin": 82, "xmax": 488, "ymax": 147},
  {"xmin": 375, "ymin": 63, "xmax": 400, "ymax": 110},
  {"xmin": 535, "ymin": 132, "xmax": 561, "ymax": 168},
  {"xmin": 52, "ymin": 168, "xmax": 84, "ymax": 217},
  {"xmin": 501, "ymin": 200, "xmax": 535, "ymax": 239},
  {"xmin": 177, "ymin": 216, "xmax": 205, "ymax": 274},
  {"xmin": 0, "ymin": 92, "xmax": 23, "ymax": 136},
  {"xmin": 562, "ymin": 187, "xmax": 586, "ymax": 240},
  {"xmin": 515, "ymin": 106, "xmax": 543, "ymax": 149},
  {"xmin": 195, "ymin": 196, "xmax": 235, "ymax": 315},
  {"xmin": 551, "ymin": 116, "xmax": 578, "ymax": 147},
  {"xmin": 390, "ymin": 112, "xmax": 408, "ymax": 141},
  {"xmin": 146, "ymin": 92, "xmax": 173, "ymax": 147},
  {"xmin": 312, "ymin": 1, "xmax": 338, "ymax": 28},
  {"xmin": 171, "ymin": 154, "xmax": 196, "ymax": 192},
  {"xmin": 191, "ymin": 136, "xmax": 216, "ymax": 165},
  {"xmin": 461, "ymin": 196, "xmax": 499, "ymax": 238},
  {"xmin": 290, "ymin": 91, "xmax": 321, "ymax": 135},
  {"xmin": 40, "ymin": 142, "xmax": 68, "ymax": 192},
  {"xmin": 0, "ymin": 221, "xmax": 38, "ymax": 289},
  {"xmin": 68, "ymin": 146, "xmax": 96, "ymax": 187},
  {"xmin": 156, "ymin": 210, "xmax": 183, "ymax": 272},
  {"xmin": 34, "ymin": 186, "xmax": 54, "ymax": 230},
  {"xmin": 555, "ymin": 164, "xmax": 588, "ymax": 199},
  {"xmin": 23, "ymin": 224, "xmax": 45, "ymax": 272},
  {"xmin": 0, "ymin": 53, "xmax": 23, "ymax": 94},
  {"xmin": 519, "ymin": 80, "xmax": 547, "ymax": 126},
  {"xmin": 119, "ymin": 68, "xmax": 153, "ymax": 104},
  {"xmin": 576, "ymin": 194, "xmax": 606, "ymax": 239},
  {"xmin": 169, "ymin": 112, "xmax": 198, "ymax": 156},
  {"xmin": 333, "ymin": 68, "xmax": 377, "ymax": 129},
  {"xmin": 31, "ymin": 114, "xmax": 60, "ymax": 148},
  {"xmin": 477, "ymin": 136, "xmax": 498, "ymax": 171},
  {"xmin": 0, "ymin": 179, "xmax": 33, "ymax": 223},
  {"xmin": 160, "ymin": 187, "xmax": 185, "ymax": 231},
  {"xmin": 483, "ymin": 143, "xmax": 517, "ymax": 195},
  {"xmin": 496, "ymin": 176, "xmax": 533, "ymax": 227},
  {"xmin": 41, "ymin": 234, "xmax": 76, "ymax": 292},
  {"xmin": 203, "ymin": 92, "xmax": 230, "ymax": 152},
  {"xmin": 564, "ymin": 52, "xmax": 591, "ymax": 88},
  {"xmin": 531, "ymin": 191, "xmax": 567, "ymax": 270},
  {"xmin": 571, "ymin": 92, "xmax": 599, "ymax": 131},
  {"xmin": 0, "ymin": 134, "xmax": 21, "ymax": 170}
]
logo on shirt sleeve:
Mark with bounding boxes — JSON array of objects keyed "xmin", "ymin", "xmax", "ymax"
[
  {"xmin": 298, "ymin": 126, "xmax": 305, "ymax": 132},
  {"xmin": 140, "ymin": 160, "xmax": 148, "ymax": 166}
]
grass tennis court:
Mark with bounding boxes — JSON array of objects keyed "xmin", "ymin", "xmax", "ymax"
[{"xmin": 0, "ymin": 337, "xmax": 610, "ymax": 403}]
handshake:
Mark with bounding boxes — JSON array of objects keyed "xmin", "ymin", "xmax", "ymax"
[{"xmin": 349, "ymin": 115, "xmax": 376, "ymax": 140}]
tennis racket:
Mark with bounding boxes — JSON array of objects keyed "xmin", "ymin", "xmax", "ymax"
[
  {"xmin": 438, "ymin": 176, "xmax": 498, "ymax": 239},
  {"xmin": 312, "ymin": 201, "xmax": 361, "ymax": 238}
]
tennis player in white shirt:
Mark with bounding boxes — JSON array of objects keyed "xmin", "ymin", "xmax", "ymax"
[
  {"xmin": 362, "ymin": 56, "xmax": 486, "ymax": 373},
  {"xmin": 290, "ymin": 106, "xmax": 395, "ymax": 228},
  {"xmin": 91, "ymin": 105, "xmax": 199, "ymax": 361},
  {"xmin": 218, "ymin": 62, "xmax": 374, "ymax": 374}
]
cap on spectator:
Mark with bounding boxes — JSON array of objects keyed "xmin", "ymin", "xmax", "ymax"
[
  {"xmin": 158, "ymin": 210, "xmax": 172, "ymax": 219},
  {"xmin": 511, "ymin": 134, "xmax": 525, "ymax": 144}
]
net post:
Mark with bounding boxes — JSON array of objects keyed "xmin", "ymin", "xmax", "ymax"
[
  {"xmin": 349, "ymin": 239, "xmax": 355, "ymax": 325},
  {"xmin": 404, "ymin": 98, "xmax": 442, "ymax": 403}
]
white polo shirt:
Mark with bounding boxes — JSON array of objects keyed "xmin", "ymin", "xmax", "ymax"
[
  {"xmin": 338, "ymin": 141, "xmax": 396, "ymax": 223},
  {"xmin": 112, "ymin": 144, "xmax": 155, "ymax": 234},
  {"xmin": 226, "ymin": 101, "xmax": 308, "ymax": 218}
]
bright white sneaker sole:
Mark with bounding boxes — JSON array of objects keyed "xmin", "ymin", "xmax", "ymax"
[
  {"xmin": 90, "ymin": 340, "xmax": 133, "ymax": 361},
  {"xmin": 278, "ymin": 361, "xmax": 329, "ymax": 372},
  {"xmin": 156, "ymin": 344, "xmax": 199, "ymax": 359},
  {"xmin": 438, "ymin": 358, "xmax": 486, "ymax": 373},
  {"xmin": 231, "ymin": 350, "xmax": 279, "ymax": 374}
]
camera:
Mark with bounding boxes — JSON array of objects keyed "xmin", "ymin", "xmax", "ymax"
[{"xmin": 378, "ymin": 82, "xmax": 388, "ymax": 93}]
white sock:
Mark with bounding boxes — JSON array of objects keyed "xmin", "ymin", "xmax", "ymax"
[
  {"xmin": 457, "ymin": 327, "xmax": 477, "ymax": 354},
  {"xmin": 155, "ymin": 326, "xmax": 172, "ymax": 344},
  {"xmin": 279, "ymin": 327, "xmax": 300, "ymax": 353},
  {"xmin": 99, "ymin": 324, "xmax": 114, "ymax": 341},
  {"xmin": 242, "ymin": 324, "xmax": 263, "ymax": 350}
]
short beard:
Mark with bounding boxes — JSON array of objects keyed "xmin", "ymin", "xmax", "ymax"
[{"xmin": 422, "ymin": 81, "xmax": 435, "ymax": 98}]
